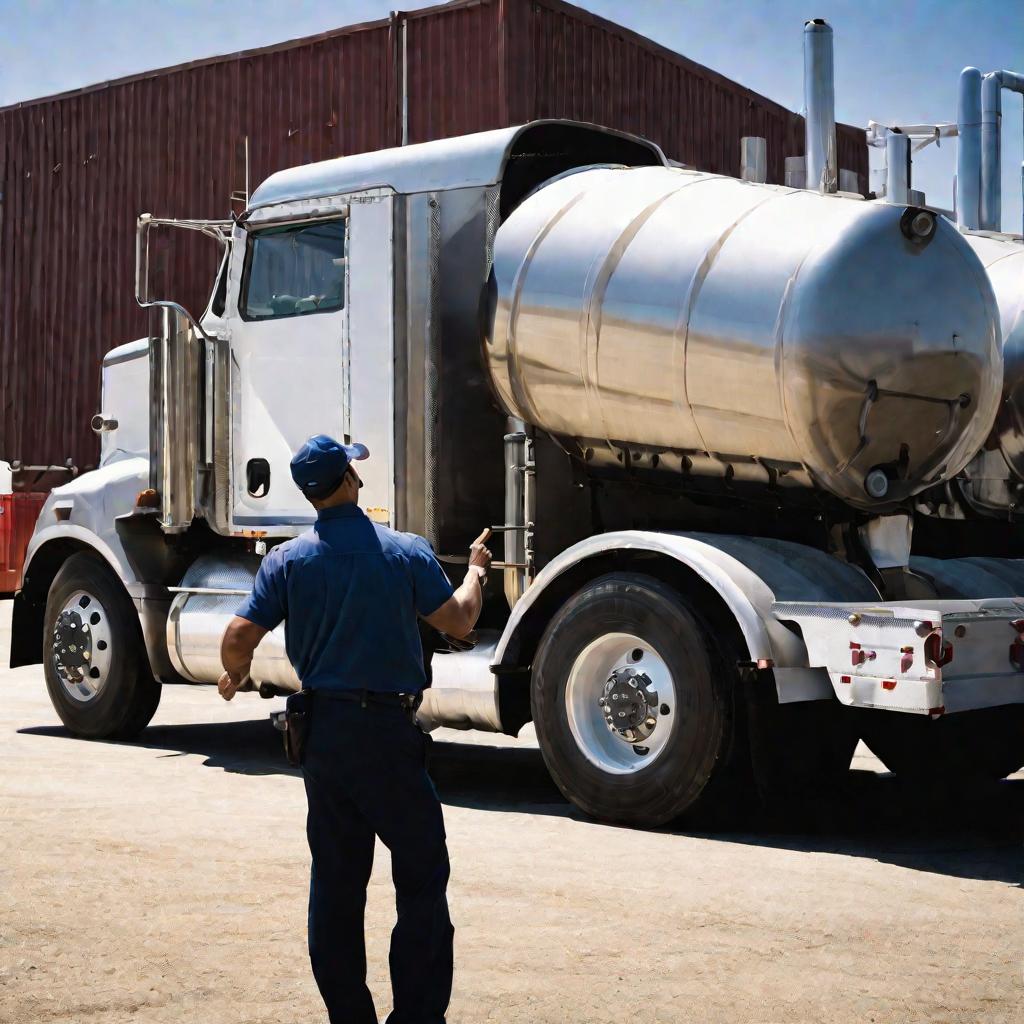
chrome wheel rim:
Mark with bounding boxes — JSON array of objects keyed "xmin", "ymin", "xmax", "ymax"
[
  {"xmin": 565, "ymin": 632, "xmax": 676, "ymax": 774},
  {"xmin": 51, "ymin": 590, "xmax": 113, "ymax": 703}
]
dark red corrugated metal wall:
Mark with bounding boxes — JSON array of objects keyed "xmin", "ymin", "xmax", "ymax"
[
  {"xmin": 1, "ymin": 0, "xmax": 867, "ymax": 470},
  {"xmin": 507, "ymin": 0, "xmax": 866, "ymax": 185},
  {"xmin": 0, "ymin": 17, "xmax": 396, "ymax": 471}
]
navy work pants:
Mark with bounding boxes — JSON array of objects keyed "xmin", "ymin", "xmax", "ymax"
[{"xmin": 302, "ymin": 696, "xmax": 454, "ymax": 1024}]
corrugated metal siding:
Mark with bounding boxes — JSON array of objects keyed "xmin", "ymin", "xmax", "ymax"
[
  {"xmin": 1, "ymin": 0, "xmax": 868, "ymax": 470},
  {"xmin": 405, "ymin": 1, "xmax": 504, "ymax": 142},
  {"xmin": 507, "ymin": 0, "xmax": 867, "ymax": 186},
  {"xmin": 0, "ymin": 18, "xmax": 395, "ymax": 471}
]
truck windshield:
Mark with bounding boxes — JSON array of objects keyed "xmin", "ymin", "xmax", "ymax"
[{"xmin": 242, "ymin": 218, "xmax": 346, "ymax": 321}]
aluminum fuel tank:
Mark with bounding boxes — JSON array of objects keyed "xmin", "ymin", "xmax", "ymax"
[{"xmin": 486, "ymin": 166, "xmax": 1002, "ymax": 510}]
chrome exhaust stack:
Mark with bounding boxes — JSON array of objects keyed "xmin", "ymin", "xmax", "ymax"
[
  {"xmin": 957, "ymin": 67, "xmax": 983, "ymax": 230},
  {"xmin": 803, "ymin": 18, "xmax": 837, "ymax": 193},
  {"xmin": 885, "ymin": 130, "xmax": 910, "ymax": 204},
  {"xmin": 981, "ymin": 72, "xmax": 1002, "ymax": 230},
  {"xmin": 740, "ymin": 137, "xmax": 767, "ymax": 183},
  {"xmin": 979, "ymin": 69, "xmax": 1024, "ymax": 233}
]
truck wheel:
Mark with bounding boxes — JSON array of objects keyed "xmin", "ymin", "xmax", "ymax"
[
  {"xmin": 860, "ymin": 705, "xmax": 1024, "ymax": 784},
  {"xmin": 531, "ymin": 572, "xmax": 744, "ymax": 827},
  {"xmin": 42, "ymin": 552, "xmax": 161, "ymax": 739}
]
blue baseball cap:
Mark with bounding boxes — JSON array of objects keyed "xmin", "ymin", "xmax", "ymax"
[{"xmin": 290, "ymin": 434, "xmax": 369, "ymax": 500}]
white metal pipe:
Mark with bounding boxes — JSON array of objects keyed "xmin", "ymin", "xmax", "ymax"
[
  {"xmin": 785, "ymin": 155, "xmax": 806, "ymax": 189},
  {"xmin": 957, "ymin": 67, "xmax": 983, "ymax": 230},
  {"xmin": 981, "ymin": 72, "xmax": 1002, "ymax": 230},
  {"xmin": 803, "ymin": 19, "xmax": 837, "ymax": 193},
  {"xmin": 839, "ymin": 168, "xmax": 859, "ymax": 194},
  {"xmin": 991, "ymin": 69, "xmax": 1024, "ymax": 235},
  {"xmin": 740, "ymin": 137, "xmax": 767, "ymax": 183},
  {"xmin": 885, "ymin": 130, "xmax": 910, "ymax": 204}
]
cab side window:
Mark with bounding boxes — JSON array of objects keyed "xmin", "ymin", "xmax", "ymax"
[{"xmin": 242, "ymin": 218, "xmax": 347, "ymax": 321}]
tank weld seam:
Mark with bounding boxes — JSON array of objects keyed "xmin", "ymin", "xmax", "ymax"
[
  {"xmin": 772, "ymin": 248, "xmax": 813, "ymax": 477},
  {"xmin": 582, "ymin": 181, "xmax": 698, "ymax": 453},
  {"xmin": 506, "ymin": 187, "xmax": 590, "ymax": 429},
  {"xmin": 673, "ymin": 187, "xmax": 777, "ymax": 458}
]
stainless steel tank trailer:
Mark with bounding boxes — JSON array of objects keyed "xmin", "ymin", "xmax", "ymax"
[
  {"xmin": 865, "ymin": 64, "xmax": 1024, "ymax": 534},
  {"xmin": 10, "ymin": 20, "xmax": 1024, "ymax": 827}
]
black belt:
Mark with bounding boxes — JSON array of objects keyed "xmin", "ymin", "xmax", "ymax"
[{"xmin": 311, "ymin": 688, "xmax": 421, "ymax": 711}]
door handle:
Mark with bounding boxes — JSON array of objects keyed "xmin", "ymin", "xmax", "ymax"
[{"xmin": 246, "ymin": 458, "xmax": 271, "ymax": 498}]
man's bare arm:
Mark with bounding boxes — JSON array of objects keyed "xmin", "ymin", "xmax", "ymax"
[
  {"xmin": 423, "ymin": 529, "xmax": 492, "ymax": 640},
  {"xmin": 218, "ymin": 616, "xmax": 269, "ymax": 701}
]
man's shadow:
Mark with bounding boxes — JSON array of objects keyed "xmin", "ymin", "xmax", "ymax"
[{"xmin": 20, "ymin": 717, "xmax": 1024, "ymax": 888}]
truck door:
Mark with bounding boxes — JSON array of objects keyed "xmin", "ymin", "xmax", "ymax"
[{"xmin": 226, "ymin": 191, "xmax": 394, "ymax": 531}]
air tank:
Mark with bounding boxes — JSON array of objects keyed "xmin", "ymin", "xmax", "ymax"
[{"xmin": 486, "ymin": 165, "xmax": 1002, "ymax": 511}]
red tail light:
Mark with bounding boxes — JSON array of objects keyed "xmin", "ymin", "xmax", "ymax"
[{"xmin": 923, "ymin": 632, "xmax": 953, "ymax": 668}]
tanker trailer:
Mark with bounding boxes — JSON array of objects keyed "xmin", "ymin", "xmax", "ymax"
[
  {"xmin": 11, "ymin": 121, "xmax": 1024, "ymax": 828},
  {"xmin": 915, "ymin": 233, "xmax": 1024, "ymax": 526}
]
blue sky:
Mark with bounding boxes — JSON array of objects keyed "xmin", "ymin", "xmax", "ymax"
[{"xmin": 2, "ymin": 0, "xmax": 1022, "ymax": 230}]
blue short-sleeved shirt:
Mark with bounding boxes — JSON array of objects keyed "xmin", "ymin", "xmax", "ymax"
[{"xmin": 235, "ymin": 504, "xmax": 454, "ymax": 693}]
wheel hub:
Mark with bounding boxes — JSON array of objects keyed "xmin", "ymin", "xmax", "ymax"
[
  {"xmin": 50, "ymin": 590, "xmax": 112, "ymax": 703},
  {"xmin": 565, "ymin": 632, "xmax": 676, "ymax": 774},
  {"xmin": 598, "ymin": 668, "xmax": 659, "ymax": 743},
  {"xmin": 53, "ymin": 609, "xmax": 93, "ymax": 681}
]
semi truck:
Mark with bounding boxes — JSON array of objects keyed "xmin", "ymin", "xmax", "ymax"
[{"xmin": 9, "ymin": 22, "xmax": 1024, "ymax": 826}]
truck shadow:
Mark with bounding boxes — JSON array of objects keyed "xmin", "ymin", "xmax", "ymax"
[{"xmin": 19, "ymin": 717, "xmax": 1024, "ymax": 887}]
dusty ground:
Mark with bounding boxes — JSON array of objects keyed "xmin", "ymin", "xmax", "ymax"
[{"xmin": 0, "ymin": 601, "xmax": 1021, "ymax": 1024}]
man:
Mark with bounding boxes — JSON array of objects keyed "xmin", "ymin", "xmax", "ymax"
[{"xmin": 217, "ymin": 434, "xmax": 492, "ymax": 1024}]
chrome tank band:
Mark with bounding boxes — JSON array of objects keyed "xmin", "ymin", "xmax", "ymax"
[
  {"xmin": 167, "ymin": 553, "xmax": 504, "ymax": 732},
  {"xmin": 486, "ymin": 166, "xmax": 1002, "ymax": 511}
]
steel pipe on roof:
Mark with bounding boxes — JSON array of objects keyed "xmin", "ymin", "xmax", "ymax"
[
  {"xmin": 979, "ymin": 69, "xmax": 1024, "ymax": 234},
  {"xmin": 885, "ymin": 130, "xmax": 910, "ymax": 204},
  {"xmin": 957, "ymin": 67, "xmax": 983, "ymax": 231},
  {"xmin": 981, "ymin": 73, "xmax": 1002, "ymax": 230}
]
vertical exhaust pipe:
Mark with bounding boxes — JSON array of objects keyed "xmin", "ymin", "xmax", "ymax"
[
  {"xmin": 740, "ymin": 137, "xmax": 767, "ymax": 183},
  {"xmin": 981, "ymin": 72, "xmax": 1002, "ymax": 230},
  {"xmin": 804, "ymin": 19, "xmax": 837, "ymax": 193},
  {"xmin": 957, "ymin": 67, "xmax": 983, "ymax": 230},
  {"xmin": 885, "ymin": 130, "xmax": 910, "ymax": 204},
  {"xmin": 784, "ymin": 156, "xmax": 806, "ymax": 188}
]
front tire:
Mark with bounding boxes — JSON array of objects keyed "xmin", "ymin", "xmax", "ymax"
[
  {"xmin": 531, "ymin": 573, "xmax": 744, "ymax": 827},
  {"xmin": 43, "ymin": 552, "xmax": 161, "ymax": 739}
]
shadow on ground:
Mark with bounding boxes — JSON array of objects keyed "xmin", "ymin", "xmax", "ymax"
[{"xmin": 20, "ymin": 717, "xmax": 1024, "ymax": 887}]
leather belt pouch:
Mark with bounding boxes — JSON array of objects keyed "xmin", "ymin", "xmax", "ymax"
[{"xmin": 282, "ymin": 690, "xmax": 312, "ymax": 767}]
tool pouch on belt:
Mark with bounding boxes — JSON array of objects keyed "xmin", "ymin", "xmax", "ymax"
[{"xmin": 278, "ymin": 690, "xmax": 311, "ymax": 767}]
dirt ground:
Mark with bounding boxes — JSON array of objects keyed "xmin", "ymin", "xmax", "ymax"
[{"xmin": 0, "ymin": 601, "xmax": 1021, "ymax": 1024}]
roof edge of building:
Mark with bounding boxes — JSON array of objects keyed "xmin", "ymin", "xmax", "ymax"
[
  {"xmin": 3, "ymin": 0, "xmax": 864, "ymax": 139},
  {"xmin": 0, "ymin": 0, "xmax": 481, "ymax": 115}
]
